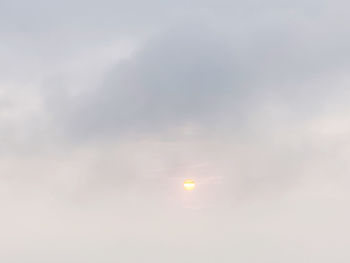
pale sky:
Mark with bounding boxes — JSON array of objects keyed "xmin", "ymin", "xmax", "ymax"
[{"xmin": 1, "ymin": 0, "xmax": 350, "ymax": 262}]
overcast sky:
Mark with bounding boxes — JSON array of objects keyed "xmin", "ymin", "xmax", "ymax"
[{"xmin": 1, "ymin": 0, "xmax": 350, "ymax": 262}]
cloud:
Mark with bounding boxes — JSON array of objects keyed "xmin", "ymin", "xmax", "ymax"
[
  {"xmin": 53, "ymin": 23, "xmax": 238, "ymax": 139},
  {"xmin": 42, "ymin": 7, "xmax": 350, "ymax": 142}
]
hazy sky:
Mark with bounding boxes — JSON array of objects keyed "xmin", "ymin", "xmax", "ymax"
[{"xmin": 1, "ymin": 0, "xmax": 350, "ymax": 262}]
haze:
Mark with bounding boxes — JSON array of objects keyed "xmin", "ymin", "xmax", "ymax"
[{"xmin": 1, "ymin": 0, "xmax": 350, "ymax": 262}]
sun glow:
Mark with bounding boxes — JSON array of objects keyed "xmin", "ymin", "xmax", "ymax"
[{"xmin": 183, "ymin": 179, "xmax": 195, "ymax": 191}]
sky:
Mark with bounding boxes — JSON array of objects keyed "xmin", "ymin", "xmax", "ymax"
[{"xmin": 1, "ymin": 0, "xmax": 350, "ymax": 262}]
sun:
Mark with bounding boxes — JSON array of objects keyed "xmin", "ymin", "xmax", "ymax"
[{"xmin": 183, "ymin": 179, "xmax": 195, "ymax": 191}]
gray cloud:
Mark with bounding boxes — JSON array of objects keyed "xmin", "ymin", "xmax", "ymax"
[
  {"xmin": 48, "ymin": 12, "xmax": 350, "ymax": 142},
  {"xmin": 52, "ymin": 22, "xmax": 240, "ymax": 140}
]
